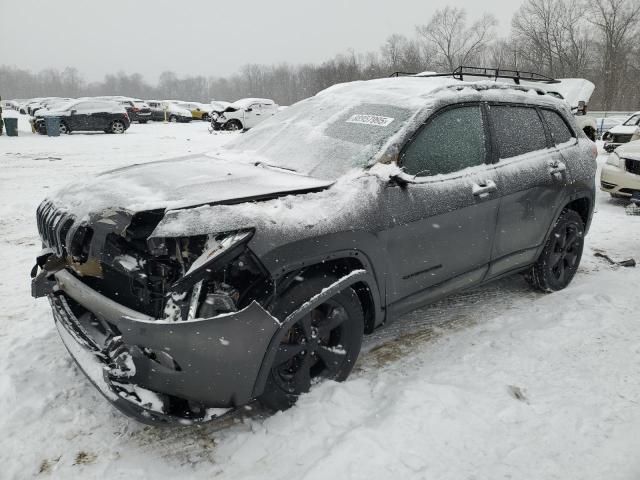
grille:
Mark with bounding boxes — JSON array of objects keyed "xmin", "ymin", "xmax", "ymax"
[
  {"xmin": 36, "ymin": 201, "xmax": 75, "ymax": 257},
  {"xmin": 626, "ymin": 158, "xmax": 640, "ymax": 176},
  {"xmin": 612, "ymin": 134, "xmax": 633, "ymax": 144}
]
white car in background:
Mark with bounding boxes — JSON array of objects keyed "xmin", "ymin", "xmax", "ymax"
[
  {"xmin": 603, "ymin": 112, "xmax": 640, "ymax": 152},
  {"xmin": 212, "ymin": 98, "xmax": 278, "ymax": 131},
  {"xmin": 601, "ymin": 140, "xmax": 640, "ymax": 199}
]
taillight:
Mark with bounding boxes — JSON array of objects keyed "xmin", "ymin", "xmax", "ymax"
[
  {"xmin": 133, "ymin": 107, "xmax": 140, "ymax": 112},
  {"xmin": 125, "ymin": 113, "xmax": 130, "ymax": 121}
]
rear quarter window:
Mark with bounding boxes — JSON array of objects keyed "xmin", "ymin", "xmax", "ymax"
[
  {"xmin": 490, "ymin": 105, "xmax": 547, "ymax": 159},
  {"xmin": 542, "ymin": 109, "xmax": 574, "ymax": 145}
]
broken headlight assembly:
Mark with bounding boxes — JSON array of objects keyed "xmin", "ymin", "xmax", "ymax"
[{"xmin": 160, "ymin": 230, "xmax": 273, "ymax": 322}]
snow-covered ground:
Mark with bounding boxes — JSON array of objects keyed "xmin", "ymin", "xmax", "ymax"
[{"xmin": 1, "ymin": 118, "xmax": 639, "ymax": 479}]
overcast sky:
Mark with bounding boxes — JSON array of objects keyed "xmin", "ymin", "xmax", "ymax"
[{"xmin": 0, "ymin": 0, "xmax": 523, "ymax": 83}]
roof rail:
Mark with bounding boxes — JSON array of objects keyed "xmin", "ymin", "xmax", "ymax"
[{"xmin": 389, "ymin": 66, "xmax": 559, "ymax": 84}]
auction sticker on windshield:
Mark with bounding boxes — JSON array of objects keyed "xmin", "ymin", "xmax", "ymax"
[{"xmin": 346, "ymin": 114, "xmax": 394, "ymax": 127}]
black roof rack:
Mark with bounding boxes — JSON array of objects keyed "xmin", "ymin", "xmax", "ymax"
[{"xmin": 390, "ymin": 66, "xmax": 559, "ymax": 84}]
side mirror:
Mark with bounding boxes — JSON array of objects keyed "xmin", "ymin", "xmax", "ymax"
[
  {"xmin": 388, "ymin": 171, "xmax": 415, "ymax": 187},
  {"xmin": 245, "ymin": 107, "xmax": 253, "ymax": 112},
  {"xmin": 70, "ymin": 109, "xmax": 77, "ymax": 114}
]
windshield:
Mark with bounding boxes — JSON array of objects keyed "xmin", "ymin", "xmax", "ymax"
[
  {"xmin": 623, "ymin": 114, "xmax": 640, "ymax": 126},
  {"xmin": 224, "ymin": 96, "xmax": 415, "ymax": 180}
]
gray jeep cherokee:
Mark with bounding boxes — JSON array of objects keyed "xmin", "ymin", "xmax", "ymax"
[{"xmin": 31, "ymin": 75, "xmax": 597, "ymax": 424}]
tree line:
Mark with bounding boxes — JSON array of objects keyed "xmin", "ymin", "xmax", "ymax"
[{"xmin": 1, "ymin": 0, "xmax": 638, "ymax": 111}]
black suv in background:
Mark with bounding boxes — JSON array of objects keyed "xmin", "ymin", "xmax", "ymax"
[
  {"xmin": 118, "ymin": 100, "xmax": 152, "ymax": 123},
  {"xmin": 34, "ymin": 100, "xmax": 130, "ymax": 134},
  {"xmin": 32, "ymin": 74, "xmax": 596, "ymax": 424}
]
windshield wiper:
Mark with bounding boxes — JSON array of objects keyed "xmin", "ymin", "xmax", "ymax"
[{"xmin": 254, "ymin": 161, "xmax": 298, "ymax": 173}]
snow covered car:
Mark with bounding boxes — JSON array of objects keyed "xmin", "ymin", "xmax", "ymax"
[
  {"xmin": 212, "ymin": 98, "xmax": 278, "ymax": 131},
  {"xmin": 34, "ymin": 100, "xmax": 130, "ymax": 135},
  {"xmin": 31, "ymin": 76, "xmax": 596, "ymax": 424},
  {"xmin": 173, "ymin": 101, "xmax": 212, "ymax": 121},
  {"xmin": 147, "ymin": 101, "xmax": 193, "ymax": 123},
  {"xmin": 600, "ymin": 140, "xmax": 640, "ymax": 198},
  {"xmin": 603, "ymin": 112, "xmax": 640, "ymax": 152}
]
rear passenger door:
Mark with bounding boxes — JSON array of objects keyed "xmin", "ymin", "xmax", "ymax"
[
  {"xmin": 383, "ymin": 103, "xmax": 502, "ymax": 313},
  {"xmin": 487, "ymin": 104, "xmax": 569, "ymax": 278}
]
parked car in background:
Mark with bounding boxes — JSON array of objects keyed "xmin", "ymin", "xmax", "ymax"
[
  {"xmin": 603, "ymin": 112, "xmax": 640, "ymax": 152},
  {"xmin": 118, "ymin": 100, "xmax": 152, "ymax": 123},
  {"xmin": 30, "ymin": 98, "xmax": 74, "ymax": 116},
  {"xmin": 34, "ymin": 99, "xmax": 130, "ymax": 135},
  {"xmin": 595, "ymin": 116, "xmax": 625, "ymax": 139},
  {"xmin": 146, "ymin": 100, "xmax": 193, "ymax": 123},
  {"xmin": 173, "ymin": 101, "xmax": 212, "ymax": 121},
  {"xmin": 212, "ymin": 98, "xmax": 278, "ymax": 131},
  {"xmin": 601, "ymin": 140, "xmax": 640, "ymax": 198},
  {"xmin": 31, "ymin": 75, "xmax": 596, "ymax": 424}
]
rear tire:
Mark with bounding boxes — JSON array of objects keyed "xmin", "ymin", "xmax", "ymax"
[
  {"xmin": 169, "ymin": 115, "xmax": 178, "ymax": 123},
  {"xmin": 583, "ymin": 126, "xmax": 596, "ymax": 142},
  {"xmin": 526, "ymin": 209, "xmax": 585, "ymax": 292},
  {"xmin": 259, "ymin": 276, "xmax": 364, "ymax": 411}
]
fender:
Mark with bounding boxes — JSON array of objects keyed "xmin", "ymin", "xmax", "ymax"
[
  {"xmin": 258, "ymin": 231, "xmax": 389, "ymax": 328},
  {"xmin": 536, "ymin": 189, "xmax": 595, "ymax": 260},
  {"xmin": 251, "ymin": 269, "xmax": 369, "ymax": 398}
]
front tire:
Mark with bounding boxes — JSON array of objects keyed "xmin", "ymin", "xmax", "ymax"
[
  {"xmin": 169, "ymin": 115, "xmax": 178, "ymax": 123},
  {"xmin": 259, "ymin": 276, "xmax": 364, "ymax": 411},
  {"xmin": 111, "ymin": 120, "xmax": 125, "ymax": 134},
  {"xmin": 224, "ymin": 119, "xmax": 242, "ymax": 131},
  {"xmin": 526, "ymin": 209, "xmax": 585, "ymax": 292},
  {"xmin": 59, "ymin": 122, "xmax": 70, "ymax": 135}
]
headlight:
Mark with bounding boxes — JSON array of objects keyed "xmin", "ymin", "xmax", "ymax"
[
  {"xmin": 161, "ymin": 230, "xmax": 267, "ymax": 321},
  {"xmin": 185, "ymin": 230, "xmax": 253, "ymax": 277},
  {"xmin": 606, "ymin": 153, "xmax": 621, "ymax": 167}
]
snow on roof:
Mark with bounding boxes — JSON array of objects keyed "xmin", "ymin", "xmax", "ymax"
[{"xmin": 229, "ymin": 98, "xmax": 275, "ymax": 109}]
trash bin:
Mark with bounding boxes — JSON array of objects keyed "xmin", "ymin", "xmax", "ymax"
[
  {"xmin": 44, "ymin": 117, "xmax": 61, "ymax": 137},
  {"xmin": 4, "ymin": 117, "xmax": 18, "ymax": 137}
]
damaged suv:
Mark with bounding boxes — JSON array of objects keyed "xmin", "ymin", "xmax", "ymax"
[{"xmin": 32, "ymin": 75, "xmax": 596, "ymax": 424}]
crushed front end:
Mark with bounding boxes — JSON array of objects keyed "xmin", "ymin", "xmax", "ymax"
[{"xmin": 32, "ymin": 200, "xmax": 280, "ymax": 424}]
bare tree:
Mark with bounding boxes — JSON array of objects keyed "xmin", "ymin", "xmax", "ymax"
[
  {"xmin": 587, "ymin": 0, "xmax": 640, "ymax": 109},
  {"xmin": 511, "ymin": 0, "xmax": 591, "ymax": 78},
  {"xmin": 416, "ymin": 7, "xmax": 497, "ymax": 71}
]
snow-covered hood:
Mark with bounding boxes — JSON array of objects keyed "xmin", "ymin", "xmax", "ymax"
[
  {"xmin": 47, "ymin": 154, "xmax": 333, "ymax": 222},
  {"xmin": 167, "ymin": 104, "xmax": 192, "ymax": 116},
  {"xmin": 608, "ymin": 124, "xmax": 639, "ymax": 135},
  {"xmin": 615, "ymin": 140, "xmax": 640, "ymax": 160}
]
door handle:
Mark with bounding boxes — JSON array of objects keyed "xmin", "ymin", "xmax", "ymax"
[{"xmin": 472, "ymin": 180, "xmax": 497, "ymax": 197}]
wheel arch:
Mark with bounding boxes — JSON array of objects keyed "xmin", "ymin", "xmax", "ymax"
[
  {"xmin": 537, "ymin": 191, "xmax": 594, "ymax": 260},
  {"xmin": 270, "ymin": 251, "xmax": 385, "ymax": 334}
]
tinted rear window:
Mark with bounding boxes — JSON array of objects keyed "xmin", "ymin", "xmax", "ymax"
[
  {"xmin": 491, "ymin": 105, "xmax": 547, "ymax": 158},
  {"xmin": 542, "ymin": 109, "xmax": 573, "ymax": 144}
]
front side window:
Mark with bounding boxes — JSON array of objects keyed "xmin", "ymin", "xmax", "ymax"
[
  {"xmin": 623, "ymin": 114, "xmax": 640, "ymax": 126},
  {"xmin": 401, "ymin": 105, "xmax": 487, "ymax": 177},
  {"xmin": 490, "ymin": 105, "xmax": 547, "ymax": 159},
  {"xmin": 542, "ymin": 109, "xmax": 574, "ymax": 145}
]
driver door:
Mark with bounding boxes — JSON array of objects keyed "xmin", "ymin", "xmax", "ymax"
[
  {"xmin": 67, "ymin": 102, "xmax": 92, "ymax": 131},
  {"xmin": 382, "ymin": 103, "xmax": 501, "ymax": 314},
  {"xmin": 243, "ymin": 103, "xmax": 261, "ymax": 128}
]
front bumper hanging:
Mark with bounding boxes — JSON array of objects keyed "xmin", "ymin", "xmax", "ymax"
[{"xmin": 32, "ymin": 266, "xmax": 368, "ymax": 425}]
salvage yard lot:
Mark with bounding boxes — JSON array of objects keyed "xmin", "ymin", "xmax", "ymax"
[{"xmin": 1, "ymin": 119, "xmax": 639, "ymax": 479}]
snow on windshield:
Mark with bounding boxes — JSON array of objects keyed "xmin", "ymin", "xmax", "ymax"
[
  {"xmin": 224, "ymin": 96, "xmax": 414, "ymax": 180},
  {"xmin": 623, "ymin": 114, "xmax": 640, "ymax": 126}
]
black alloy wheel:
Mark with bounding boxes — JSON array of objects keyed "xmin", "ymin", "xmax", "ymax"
[
  {"xmin": 527, "ymin": 209, "xmax": 585, "ymax": 292},
  {"xmin": 259, "ymin": 276, "xmax": 364, "ymax": 411}
]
